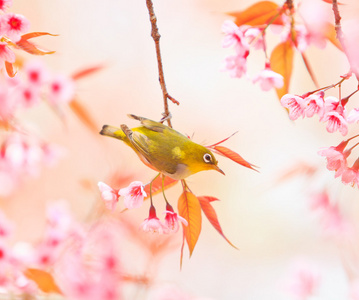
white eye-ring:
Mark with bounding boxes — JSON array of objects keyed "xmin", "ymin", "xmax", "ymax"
[{"xmin": 203, "ymin": 153, "xmax": 212, "ymax": 163}]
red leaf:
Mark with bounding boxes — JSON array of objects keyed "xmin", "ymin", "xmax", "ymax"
[
  {"xmin": 206, "ymin": 132, "xmax": 238, "ymax": 148},
  {"xmin": 4, "ymin": 61, "xmax": 16, "ymax": 78},
  {"xmin": 199, "ymin": 196, "xmax": 219, "ymax": 202},
  {"xmin": 213, "ymin": 145, "xmax": 258, "ymax": 172},
  {"xmin": 72, "ymin": 65, "xmax": 104, "ymax": 81},
  {"xmin": 20, "ymin": 32, "xmax": 58, "ymax": 40},
  {"xmin": 69, "ymin": 98, "xmax": 98, "ymax": 133},
  {"xmin": 144, "ymin": 174, "xmax": 178, "ymax": 200},
  {"xmin": 270, "ymin": 41, "xmax": 294, "ymax": 100},
  {"xmin": 198, "ymin": 196, "xmax": 238, "ymax": 249},
  {"xmin": 227, "ymin": 1, "xmax": 283, "ymax": 27},
  {"xmin": 24, "ymin": 268, "xmax": 62, "ymax": 294},
  {"xmin": 178, "ymin": 191, "xmax": 202, "ymax": 257},
  {"xmin": 16, "ymin": 38, "xmax": 55, "ymax": 55}
]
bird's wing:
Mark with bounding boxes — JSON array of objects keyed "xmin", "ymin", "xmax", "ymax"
[
  {"xmin": 120, "ymin": 124, "xmax": 177, "ymax": 175},
  {"xmin": 127, "ymin": 114, "xmax": 166, "ymax": 133}
]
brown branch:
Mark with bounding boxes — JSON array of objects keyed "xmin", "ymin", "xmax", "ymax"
[{"xmin": 145, "ymin": 0, "xmax": 179, "ymax": 128}]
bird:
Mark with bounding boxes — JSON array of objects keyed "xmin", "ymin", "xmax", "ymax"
[{"xmin": 100, "ymin": 114, "xmax": 224, "ymax": 180}]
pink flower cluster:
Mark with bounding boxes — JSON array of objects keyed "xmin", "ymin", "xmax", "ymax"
[
  {"xmin": 0, "ymin": 203, "xmax": 123, "ymax": 299},
  {"xmin": 0, "ymin": 133, "xmax": 64, "ymax": 196},
  {"xmin": 0, "ymin": 0, "xmax": 30, "ymax": 66},
  {"xmin": 282, "ymin": 259, "xmax": 321, "ymax": 299},
  {"xmin": 0, "ymin": 60, "xmax": 75, "ymax": 123},
  {"xmin": 318, "ymin": 137, "xmax": 359, "ymax": 187},
  {"xmin": 221, "ymin": 20, "xmax": 284, "ymax": 91},
  {"xmin": 310, "ymin": 190, "xmax": 352, "ymax": 237},
  {"xmin": 98, "ymin": 181, "xmax": 187, "ymax": 234},
  {"xmin": 0, "ymin": 210, "xmax": 38, "ymax": 294},
  {"xmin": 281, "ymin": 92, "xmax": 357, "ymax": 136}
]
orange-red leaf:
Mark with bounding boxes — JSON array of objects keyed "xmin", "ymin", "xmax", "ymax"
[
  {"xmin": 227, "ymin": 1, "xmax": 283, "ymax": 27},
  {"xmin": 198, "ymin": 196, "xmax": 238, "ymax": 249},
  {"xmin": 69, "ymin": 98, "xmax": 98, "ymax": 133},
  {"xmin": 199, "ymin": 195, "xmax": 219, "ymax": 202},
  {"xmin": 4, "ymin": 61, "xmax": 16, "ymax": 78},
  {"xmin": 324, "ymin": 22, "xmax": 343, "ymax": 51},
  {"xmin": 72, "ymin": 65, "xmax": 104, "ymax": 81},
  {"xmin": 20, "ymin": 32, "xmax": 58, "ymax": 40},
  {"xmin": 178, "ymin": 191, "xmax": 202, "ymax": 257},
  {"xmin": 24, "ymin": 268, "xmax": 62, "ymax": 294},
  {"xmin": 144, "ymin": 175, "xmax": 178, "ymax": 200},
  {"xmin": 16, "ymin": 39, "xmax": 55, "ymax": 55},
  {"xmin": 213, "ymin": 145, "xmax": 258, "ymax": 172},
  {"xmin": 270, "ymin": 41, "xmax": 294, "ymax": 100}
]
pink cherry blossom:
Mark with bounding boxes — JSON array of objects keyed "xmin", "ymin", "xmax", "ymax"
[
  {"xmin": 0, "ymin": 0, "xmax": 12, "ymax": 12},
  {"xmin": 18, "ymin": 84, "xmax": 41, "ymax": 108},
  {"xmin": 322, "ymin": 110, "xmax": 348, "ymax": 136},
  {"xmin": 252, "ymin": 68, "xmax": 284, "ymax": 91},
  {"xmin": 163, "ymin": 204, "xmax": 188, "ymax": 233},
  {"xmin": 221, "ymin": 20, "xmax": 249, "ymax": 56},
  {"xmin": 0, "ymin": 81, "xmax": 18, "ymax": 121},
  {"xmin": 295, "ymin": 24, "xmax": 327, "ymax": 52},
  {"xmin": 283, "ymin": 260, "xmax": 321, "ymax": 299},
  {"xmin": 221, "ymin": 54, "xmax": 247, "ymax": 78},
  {"xmin": 119, "ymin": 181, "xmax": 146, "ymax": 209},
  {"xmin": 1, "ymin": 13, "xmax": 30, "ymax": 42},
  {"xmin": 244, "ymin": 27, "xmax": 264, "ymax": 50},
  {"xmin": 347, "ymin": 108, "xmax": 359, "ymax": 123},
  {"xmin": 47, "ymin": 74, "xmax": 75, "ymax": 105},
  {"xmin": 318, "ymin": 144, "xmax": 349, "ymax": 176},
  {"xmin": 280, "ymin": 94, "xmax": 305, "ymax": 120},
  {"xmin": 98, "ymin": 182, "xmax": 119, "ymax": 210},
  {"xmin": 0, "ymin": 41, "xmax": 15, "ymax": 65},
  {"xmin": 323, "ymin": 96, "xmax": 340, "ymax": 115},
  {"xmin": 141, "ymin": 206, "xmax": 165, "ymax": 234},
  {"xmin": 303, "ymin": 92, "xmax": 324, "ymax": 118},
  {"xmin": 24, "ymin": 60, "xmax": 49, "ymax": 87}
]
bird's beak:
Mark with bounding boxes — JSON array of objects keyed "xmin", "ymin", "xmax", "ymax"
[{"xmin": 213, "ymin": 165, "xmax": 225, "ymax": 175}]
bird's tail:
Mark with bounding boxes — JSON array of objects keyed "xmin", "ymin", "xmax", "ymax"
[{"xmin": 99, "ymin": 125, "xmax": 125, "ymax": 140}]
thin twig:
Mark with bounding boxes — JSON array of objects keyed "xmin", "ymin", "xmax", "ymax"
[{"xmin": 145, "ymin": 0, "xmax": 179, "ymax": 128}]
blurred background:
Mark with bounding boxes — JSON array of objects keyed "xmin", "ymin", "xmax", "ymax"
[{"xmin": 3, "ymin": 0, "xmax": 359, "ymax": 299}]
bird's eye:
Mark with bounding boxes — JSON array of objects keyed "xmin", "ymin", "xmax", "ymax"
[{"xmin": 203, "ymin": 153, "xmax": 212, "ymax": 163}]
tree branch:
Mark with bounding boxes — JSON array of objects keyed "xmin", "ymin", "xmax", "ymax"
[{"xmin": 145, "ymin": 0, "xmax": 179, "ymax": 128}]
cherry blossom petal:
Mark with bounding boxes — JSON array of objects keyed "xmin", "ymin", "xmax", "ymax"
[
  {"xmin": 280, "ymin": 94, "xmax": 305, "ymax": 120},
  {"xmin": 2, "ymin": 13, "xmax": 30, "ymax": 42},
  {"xmin": 221, "ymin": 55, "xmax": 247, "ymax": 78},
  {"xmin": 98, "ymin": 182, "xmax": 119, "ymax": 210},
  {"xmin": 303, "ymin": 92, "xmax": 324, "ymax": 118},
  {"xmin": 119, "ymin": 181, "xmax": 146, "ymax": 209},
  {"xmin": 252, "ymin": 68, "xmax": 284, "ymax": 91}
]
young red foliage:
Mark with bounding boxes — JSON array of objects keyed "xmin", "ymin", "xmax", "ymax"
[
  {"xmin": 69, "ymin": 99, "xmax": 99, "ymax": 133},
  {"xmin": 213, "ymin": 145, "xmax": 258, "ymax": 172},
  {"xmin": 20, "ymin": 32, "xmax": 58, "ymax": 40},
  {"xmin": 72, "ymin": 65, "xmax": 104, "ymax": 81},
  {"xmin": 143, "ymin": 174, "xmax": 178, "ymax": 200},
  {"xmin": 227, "ymin": 1, "xmax": 283, "ymax": 27},
  {"xmin": 4, "ymin": 61, "xmax": 16, "ymax": 78},
  {"xmin": 178, "ymin": 191, "xmax": 202, "ymax": 257},
  {"xmin": 270, "ymin": 41, "xmax": 294, "ymax": 100},
  {"xmin": 198, "ymin": 196, "xmax": 237, "ymax": 249},
  {"xmin": 16, "ymin": 38, "xmax": 55, "ymax": 55},
  {"xmin": 24, "ymin": 268, "xmax": 62, "ymax": 294}
]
